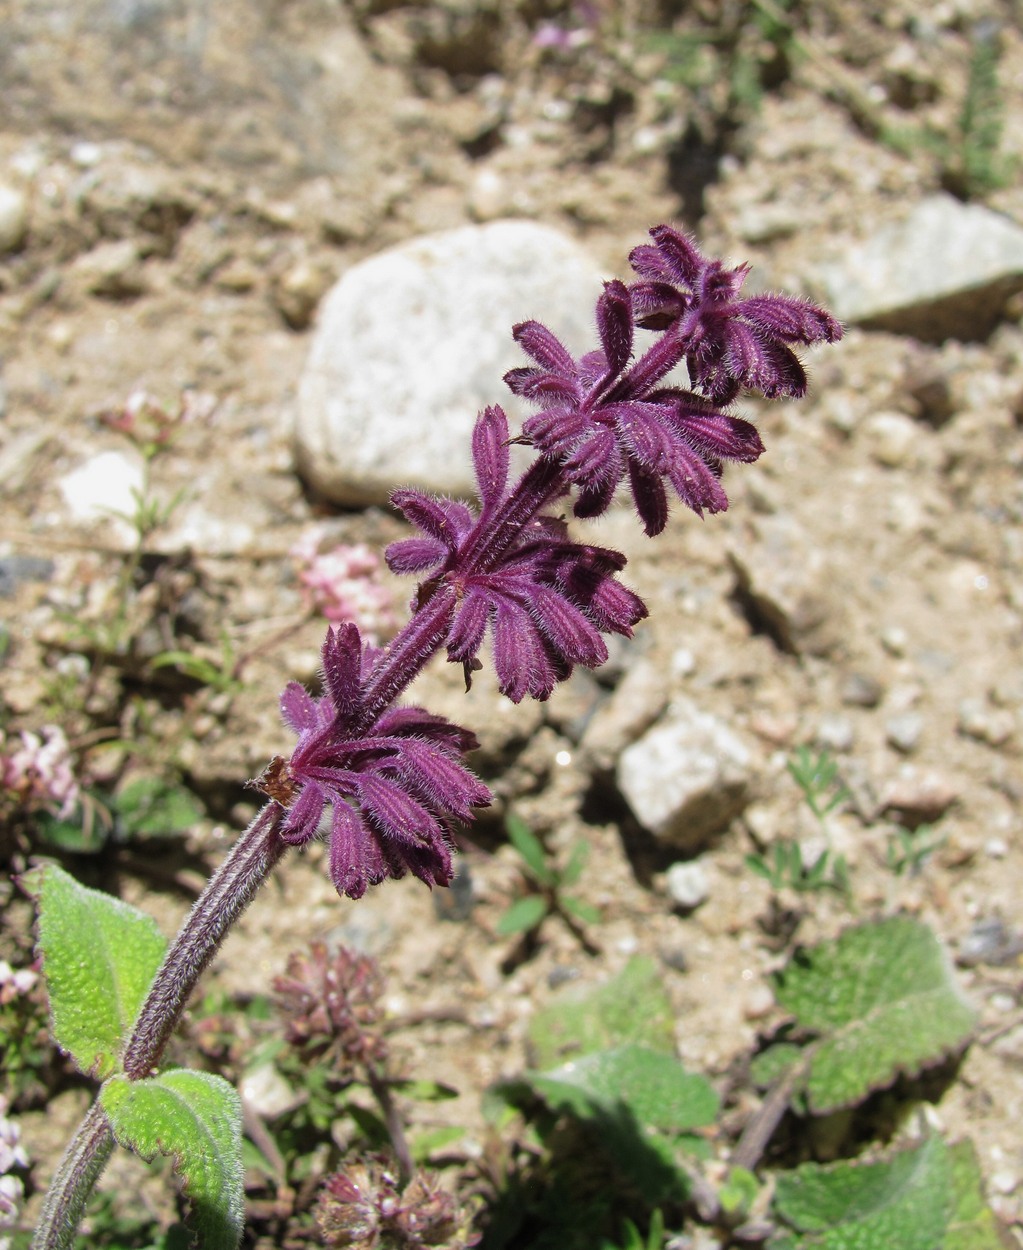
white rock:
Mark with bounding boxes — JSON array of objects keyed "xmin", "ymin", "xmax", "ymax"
[
  {"xmin": 295, "ymin": 221, "xmax": 604, "ymax": 506},
  {"xmin": 815, "ymin": 194, "xmax": 1023, "ymax": 341},
  {"xmin": 0, "ymin": 183, "xmax": 28, "ymax": 252},
  {"xmin": 616, "ymin": 698, "xmax": 754, "ymax": 850},
  {"xmin": 239, "ymin": 1062, "xmax": 304, "ymax": 1120},
  {"xmin": 58, "ymin": 450, "xmax": 144, "ymax": 545},
  {"xmin": 665, "ymin": 859, "xmax": 711, "ymax": 911}
]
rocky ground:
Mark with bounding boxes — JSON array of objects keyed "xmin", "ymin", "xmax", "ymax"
[{"xmin": 3, "ymin": 0, "xmax": 1023, "ymax": 1245}]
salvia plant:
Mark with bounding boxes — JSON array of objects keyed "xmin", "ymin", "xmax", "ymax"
[{"xmin": 24, "ymin": 222, "xmax": 853, "ymax": 1249}]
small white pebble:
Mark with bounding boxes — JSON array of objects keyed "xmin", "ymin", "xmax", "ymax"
[
  {"xmin": 985, "ymin": 838, "xmax": 1009, "ymax": 859},
  {"xmin": 743, "ymin": 984, "xmax": 775, "ymax": 1021}
]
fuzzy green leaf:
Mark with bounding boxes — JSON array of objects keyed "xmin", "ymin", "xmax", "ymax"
[
  {"xmin": 769, "ymin": 1135, "xmax": 1007, "ymax": 1249},
  {"xmin": 772, "ymin": 917, "xmax": 977, "ymax": 1113},
  {"xmin": 497, "ymin": 894, "xmax": 548, "ymax": 936},
  {"xmin": 27, "ymin": 863, "xmax": 167, "ymax": 1079},
  {"xmin": 528, "ymin": 956, "xmax": 675, "ymax": 1068},
  {"xmin": 531, "ymin": 1045, "xmax": 718, "ymax": 1132},
  {"xmin": 506, "ymin": 813, "xmax": 555, "ymax": 885},
  {"xmin": 101, "ymin": 1069, "xmax": 244, "ymax": 1250}
]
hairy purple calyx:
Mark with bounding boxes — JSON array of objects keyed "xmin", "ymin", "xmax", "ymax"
[
  {"xmin": 386, "ymin": 405, "xmax": 648, "ymax": 703},
  {"xmin": 277, "ymin": 624, "xmax": 490, "ymax": 900}
]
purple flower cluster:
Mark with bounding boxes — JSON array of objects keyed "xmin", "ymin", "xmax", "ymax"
[
  {"xmin": 277, "ymin": 626, "xmax": 490, "ymax": 899},
  {"xmin": 276, "ymin": 224, "xmax": 841, "ymax": 900},
  {"xmin": 386, "ymin": 404, "xmax": 647, "ymax": 702}
]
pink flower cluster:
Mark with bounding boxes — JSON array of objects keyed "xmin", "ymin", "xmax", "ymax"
[
  {"xmin": 0, "ymin": 961, "xmax": 38, "ymax": 1008},
  {"xmin": 0, "ymin": 1095, "xmax": 28, "ymax": 1234},
  {"xmin": 0, "ymin": 725, "xmax": 79, "ymax": 819},
  {"xmin": 291, "ymin": 531, "xmax": 398, "ymax": 642}
]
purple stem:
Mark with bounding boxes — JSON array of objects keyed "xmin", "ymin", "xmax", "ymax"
[
  {"xmin": 123, "ymin": 801, "xmax": 288, "ymax": 1078},
  {"xmin": 33, "ymin": 803, "xmax": 289, "ymax": 1250}
]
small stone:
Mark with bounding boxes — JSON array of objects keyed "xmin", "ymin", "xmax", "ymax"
[
  {"xmin": 862, "ymin": 411, "xmax": 920, "ymax": 468},
  {"xmin": 743, "ymin": 984, "xmax": 775, "ymax": 1021},
  {"xmin": 728, "ymin": 515, "xmax": 844, "ymax": 656},
  {"xmin": 985, "ymin": 837, "xmax": 1009, "ymax": 859},
  {"xmin": 272, "ymin": 257, "xmax": 332, "ymax": 329},
  {"xmin": 58, "ymin": 450, "xmax": 144, "ymax": 543},
  {"xmin": 0, "ymin": 555, "xmax": 55, "ymax": 598},
  {"xmin": 880, "ymin": 625, "xmax": 908, "ymax": 657},
  {"xmin": 0, "ymin": 183, "xmax": 28, "ymax": 252},
  {"xmin": 816, "ymin": 714, "xmax": 855, "ymax": 754},
  {"xmin": 886, "ymin": 712, "xmax": 923, "ymax": 754},
  {"xmin": 958, "ymin": 698, "xmax": 1015, "ymax": 747},
  {"xmin": 239, "ymin": 1062, "xmax": 304, "ymax": 1120},
  {"xmin": 882, "ymin": 768, "xmax": 958, "ymax": 827},
  {"xmin": 580, "ymin": 659, "xmax": 669, "ymax": 772},
  {"xmin": 665, "ymin": 860, "xmax": 711, "ymax": 912},
  {"xmin": 990, "ymin": 1170, "xmax": 1020, "ymax": 1197},
  {"xmin": 616, "ymin": 698, "xmax": 755, "ymax": 851},
  {"xmin": 841, "ymin": 672, "xmax": 884, "ymax": 708},
  {"xmin": 958, "ymin": 916, "xmax": 1023, "ymax": 967},
  {"xmin": 73, "ymin": 240, "xmax": 147, "ymax": 298}
]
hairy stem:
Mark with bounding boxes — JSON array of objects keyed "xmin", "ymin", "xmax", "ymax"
[
  {"xmin": 123, "ymin": 801, "xmax": 288, "ymax": 1078},
  {"xmin": 34, "ymin": 803, "xmax": 290, "ymax": 1247},
  {"xmin": 366, "ymin": 1066, "xmax": 414, "ymax": 1186},
  {"xmin": 31, "ymin": 1102, "xmax": 115, "ymax": 1250},
  {"xmin": 458, "ymin": 455, "xmax": 565, "ymax": 576}
]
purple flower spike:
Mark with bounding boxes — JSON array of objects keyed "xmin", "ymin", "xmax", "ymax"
[
  {"xmin": 279, "ymin": 625, "xmax": 490, "ymax": 900},
  {"xmin": 505, "ymin": 281, "xmax": 764, "ymax": 533},
  {"xmin": 629, "ymin": 223, "xmax": 843, "ymax": 405},
  {"xmin": 386, "ymin": 406, "xmax": 647, "ymax": 702}
]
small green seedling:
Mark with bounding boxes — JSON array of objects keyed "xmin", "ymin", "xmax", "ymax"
[
  {"xmin": 886, "ymin": 822, "xmax": 946, "ymax": 877},
  {"xmin": 497, "ymin": 813, "xmax": 601, "ymax": 945},
  {"xmin": 786, "ymin": 746, "xmax": 850, "ymax": 823}
]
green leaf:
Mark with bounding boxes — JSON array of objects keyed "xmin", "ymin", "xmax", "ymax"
[
  {"xmin": 772, "ymin": 917, "xmax": 977, "ymax": 1113},
  {"xmin": 769, "ymin": 1135, "xmax": 1007, "ymax": 1250},
  {"xmin": 506, "ymin": 813, "xmax": 555, "ymax": 885},
  {"xmin": 101, "ymin": 1069, "xmax": 244, "ymax": 1250},
  {"xmin": 530, "ymin": 1045, "xmax": 719, "ymax": 1132},
  {"xmin": 560, "ymin": 841, "xmax": 590, "ymax": 888},
  {"xmin": 561, "ymin": 895, "xmax": 601, "ymax": 926},
  {"xmin": 28, "ymin": 863, "xmax": 167, "ymax": 1079},
  {"xmin": 497, "ymin": 894, "xmax": 549, "ymax": 936},
  {"xmin": 750, "ymin": 1042, "xmax": 806, "ymax": 1091},
  {"xmin": 411, "ymin": 1124, "xmax": 465, "ymax": 1161},
  {"xmin": 113, "ymin": 776, "xmax": 203, "ymax": 839},
  {"xmin": 528, "ymin": 956, "xmax": 675, "ymax": 1068}
]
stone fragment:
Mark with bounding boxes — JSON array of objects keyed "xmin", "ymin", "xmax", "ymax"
[
  {"xmin": 294, "ymin": 221, "xmax": 604, "ymax": 506},
  {"xmin": 0, "ymin": 183, "xmax": 28, "ymax": 252},
  {"xmin": 665, "ymin": 860, "xmax": 711, "ymax": 912},
  {"xmin": 885, "ymin": 712, "xmax": 923, "ymax": 754},
  {"xmin": 239, "ymin": 1062, "xmax": 304, "ymax": 1120},
  {"xmin": 881, "ymin": 768, "xmax": 958, "ymax": 827},
  {"xmin": 958, "ymin": 698, "xmax": 1015, "ymax": 747},
  {"xmin": 616, "ymin": 698, "xmax": 755, "ymax": 851},
  {"xmin": 814, "ymin": 194, "xmax": 1023, "ymax": 342},
  {"xmin": 580, "ymin": 659, "xmax": 669, "ymax": 772},
  {"xmin": 816, "ymin": 714, "xmax": 855, "ymax": 754},
  {"xmin": 841, "ymin": 672, "xmax": 884, "ymax": 708},
  {"xmin": 58, "ymin": 450, "xmax": 144, "ymax": 545},
  {"xmin": 73, "ymin": 240, "xmax": 147, "ymax": 298},
  {"xmin": 861, "ymin": 411, "xmax": 921, "ymax": 468},
  {"xmin": 728, "ymin": 516, "xmax": 844, "ymax": 656}
]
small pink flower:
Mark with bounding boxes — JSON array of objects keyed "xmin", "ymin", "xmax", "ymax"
[
  {"xmin": 0, "ymin": 726, "xmax": 79, "ymax": 818},
  {"xmin": 291, "ymin": 531, "xmax": 398, "ymax": 642}
]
